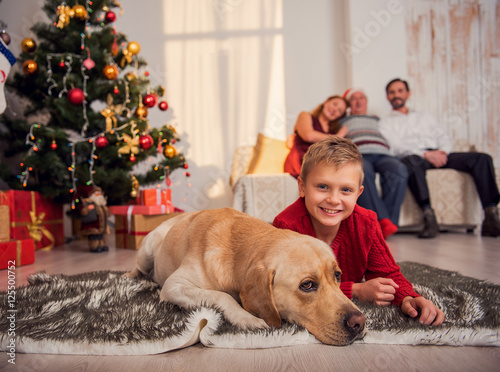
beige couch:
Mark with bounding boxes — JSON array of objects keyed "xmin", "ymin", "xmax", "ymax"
[{"xmin": 231, "ymin": 135, "xmax": 484, "ymax": 232}]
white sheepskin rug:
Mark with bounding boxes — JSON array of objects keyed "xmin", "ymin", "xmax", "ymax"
[{"xmin": 1, "ymin": 262, "xmax": 499, "ymax": 355}]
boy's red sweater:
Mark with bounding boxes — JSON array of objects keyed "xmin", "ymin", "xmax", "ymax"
[{"xmin": 273, "ymin": 198, "xmax": 419, "ymax": 305}]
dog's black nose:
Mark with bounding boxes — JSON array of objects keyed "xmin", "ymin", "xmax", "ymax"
[{"xmin": 344, "ymin": 311, "xmax": 366, "ymax": 335}]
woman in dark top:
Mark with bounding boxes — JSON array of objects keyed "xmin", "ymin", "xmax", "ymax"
[{"xmin": 284, "ymin": 95, "xmax": 348, "ymax": 177}]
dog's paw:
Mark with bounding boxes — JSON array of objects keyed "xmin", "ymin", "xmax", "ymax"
[
  {"xmin": 123, "ymin": 269, "xmax": 140, "ymax": 279},
  {"xmin": 231, "ymin": 313, "xmax": 270, "ymax": 331}
]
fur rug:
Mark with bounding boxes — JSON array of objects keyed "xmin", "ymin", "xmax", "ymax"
[{"xmin": 1, "ymin": 262, "xmax": 499, "ymax": 355}]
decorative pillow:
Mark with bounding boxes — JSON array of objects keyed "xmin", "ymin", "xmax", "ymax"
[{"xmin": 247, "ymin": 133, "xmax": 290, "ymax": 174}]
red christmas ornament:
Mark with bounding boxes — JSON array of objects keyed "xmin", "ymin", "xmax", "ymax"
[
  {"xmin": 105, "ymin": 11, "xmax": 117, "ymax": 23},
  {"xmin": 139, "ymin": 134, "xmax": 153, "ymax": 150},
  {"xmin": 130, "ymin": 154, "xmax": 136, "ymax": 162},
  {"xmin": 159, "ymin": 100, "xmax": 169, "ymax": 111},
  {"xmin": 58, "ymin": 60, "xmax": 65, "ymax": 69},
  {"xmin": 143, "ymin": 94, "xmax": 157, "ymax": 108},
  {"xmin": 113, "ymin": 86, "xmax": 120, "ymax": 94},
  {"xmin": 67, "ymin": 88, "xmax": 85, "ymax": 105},
  {"xmin": 95, "ymin": 135, "xmax": 109, "ymax": 149},
  {"xmin": 183, "ymin": 164, "xmax": 189, "ymax": 169},
  {"xmin": 50, "ymin": 141, "xmax": 58, "ymax": 150}
]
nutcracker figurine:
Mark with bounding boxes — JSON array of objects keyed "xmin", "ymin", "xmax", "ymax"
[{"xmin": 77, "ymin": 185, "xmax": 110, "ymax": 253}]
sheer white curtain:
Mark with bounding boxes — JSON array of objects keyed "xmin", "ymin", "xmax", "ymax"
[{"xmin": 162, "ymin": 0, "xmax": 286, "ymax": 210}]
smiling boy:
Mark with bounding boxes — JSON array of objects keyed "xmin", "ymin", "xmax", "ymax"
[{"xmin": 273, "ymin": 137, "xmax": 444, "ymax": 325}]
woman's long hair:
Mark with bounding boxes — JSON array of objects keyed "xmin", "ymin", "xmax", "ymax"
[{"xmin": 311, "ymin": 95, "xmax": 348, "ymax": 134}]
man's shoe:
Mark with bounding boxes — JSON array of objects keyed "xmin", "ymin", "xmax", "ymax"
[
  {"xmin": 418, "ymin": 208, "xmax": 439, "ymax": 239},
  {"xmin": 482, "ymin": 206, "xmax": 500, "ymax": 238}
]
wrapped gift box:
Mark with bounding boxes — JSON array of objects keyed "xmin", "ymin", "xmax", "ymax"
[
  {"xmin": 114, "ymin": 212, "xmax": 182, "ymax": 250},
  {"xmin": 140, "ymin": 188, "xmax": 172, "ymax": 207},
  {"xmin": 110, "ymin": 205, "xmax": 180, "ymax": 250},
  {"xmin": 0, "ymin": 239, "xmax": 35, "ymax": 270},
  {"xmin": 0, "ymin": 205, "xmax": 9, "ymax": 242},
  {"xmin": 1, "ymin": 190, "xmax": 64, "ymax": 250},
  {"xmin": 109, "ymin": 204, "xmax": 175, "ymax": 216}
]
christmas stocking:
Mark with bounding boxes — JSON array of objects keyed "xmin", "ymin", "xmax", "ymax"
[{"xmin": 0, "ymin": 38, "xmax": 16, "ymax": 114}]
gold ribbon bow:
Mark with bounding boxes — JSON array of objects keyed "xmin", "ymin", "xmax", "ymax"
[
  {"xmin": 117, "ymin": 133, "xmax": 140, "ymax": 155},
  {"xmin": 120, "ymin": 48, "xmax": 133, "ymax": 68},
  {"xmin": 56, "ymin": 5, "xmax": 75, "ymax": 29},
  {"xmin": 101, "ymin": 94, "xmax": 125, "ymax": 131},
  {"xmin": 27, "ymin": 211, "xmax": 56, "ymax": 251}
]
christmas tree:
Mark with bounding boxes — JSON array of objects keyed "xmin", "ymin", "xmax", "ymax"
[{"xmin": 0, "ymin": 0, "xmax": 188, "ymax": 206}]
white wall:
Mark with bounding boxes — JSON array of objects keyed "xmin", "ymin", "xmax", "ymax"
[
  {"xmin": 283, "ymin": 0, "xmax": 349, "ymax": 126},
  {"xmin": 346, "ymin": 0, "xmax": 407, "ymax": 117}
]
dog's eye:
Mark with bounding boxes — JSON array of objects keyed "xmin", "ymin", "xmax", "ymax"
[
  {"xmin": 334, "ymin": 271, "xmax": 341, "ymax": 282},
  {"xmin": 299, "ymin": 281, "xmax": 317, "ymax": 292}
]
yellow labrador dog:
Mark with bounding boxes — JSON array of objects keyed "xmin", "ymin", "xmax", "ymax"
[{"xmin": 127, "ymin": 208, "xmax": 365, "ymax": 345}]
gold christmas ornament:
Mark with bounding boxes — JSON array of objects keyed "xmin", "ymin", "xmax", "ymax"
[
  {"xmin": 22, "ymin": 59, "xmax": 39, "ymax": 75},
  {"xmin": 72, "ymin": 4, "xmax": 88, "ymax": 20},
  {"xmin": 130, "ymin": 175, "xmax": 139, "ymax": 198},
  {"xmin": 164, "ymin": 145, "xmax": 178, "ymax": 158},
  {"xmin": 21, "ymin": 38, "xmax": 37, "ymax": 53},
  {"xmin": 126, "ymin": 41, "xmax": 141, "ymax": 56},
  {"xmin": 102, "ymin": 64, "xmax": 119, "ymax": 80},
  {"xmin": 134, "ymin": 104, "xmax": 148, "ymax": 119}
]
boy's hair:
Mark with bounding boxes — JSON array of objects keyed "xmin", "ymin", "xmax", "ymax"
[{"xmin": 299, "ymin": 136, "xmax": 364, "ymax": 185}]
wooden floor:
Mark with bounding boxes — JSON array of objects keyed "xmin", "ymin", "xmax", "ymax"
[{"xmin": 1, "ymin": 229, "xmax": 500, "ymax": 372}]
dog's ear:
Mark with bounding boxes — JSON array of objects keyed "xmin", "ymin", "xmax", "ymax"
[{"xmin": 240, "ymin": 267, "xmax": 282, "ymax": 328}]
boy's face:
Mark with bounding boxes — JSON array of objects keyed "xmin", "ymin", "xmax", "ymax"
[{"xmin": 298, "ymin": 162, "xmax": 363, "ymax": 232}]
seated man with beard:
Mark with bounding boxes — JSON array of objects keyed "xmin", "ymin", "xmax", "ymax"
[{"xmin": 77, "ymin": 185, "xmax": 110, "ymax": 253}]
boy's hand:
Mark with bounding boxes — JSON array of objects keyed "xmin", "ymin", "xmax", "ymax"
[
  {"xmin": 353, "ymin": 278, "xmax": 399, "ymax": 306},
  {"xmin": 401, "ymin": 296, "xmax": 445, "ymax": 326}
]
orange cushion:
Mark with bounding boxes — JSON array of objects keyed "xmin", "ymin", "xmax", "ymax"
[{"xmin": 247, "ymin": 133, "xmax": 290, "ymax": 174}]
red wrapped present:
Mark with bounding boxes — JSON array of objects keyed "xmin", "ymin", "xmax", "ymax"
[
  {"xmin": 140, "ymin": 188, "xmax": 172, "ymax": 207},
  {"xmin": 113, "ymin": 210, "xmax": 182, "ymax": 250},
  {"xmin": 0, "ymin": 239, "xmax": 35, "ymax": 270},
  {"xmin": 1, "ymin": 190, "xmax": 64, "ymax": 250},
  {"xmin": 109, "ymin": 204, "xmax": 175, "ymax": 216}
]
